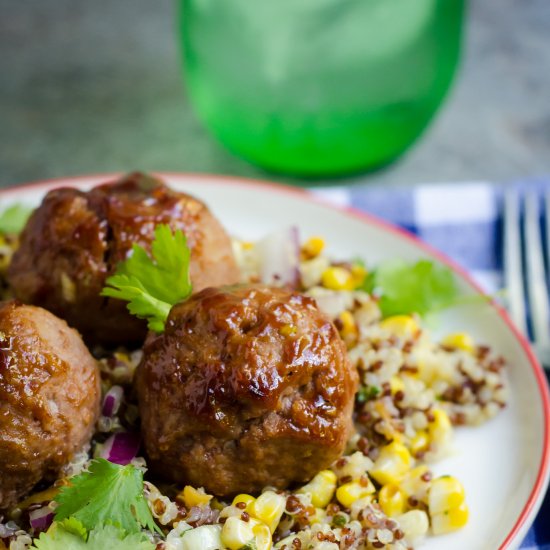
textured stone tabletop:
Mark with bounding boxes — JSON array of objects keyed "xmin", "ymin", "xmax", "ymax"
[{"xmin": 0, "ymin": 0, "xmax": 549, "ymax": 188}]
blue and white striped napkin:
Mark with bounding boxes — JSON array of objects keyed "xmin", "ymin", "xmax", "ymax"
[{"xmin": 312, "ymin": 179, "xmax": 550, "ymax": 550}]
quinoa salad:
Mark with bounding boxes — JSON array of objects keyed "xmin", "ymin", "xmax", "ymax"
[{"xmin": 0, "ymin": 175, "xmax": 509, "ymax": 550}]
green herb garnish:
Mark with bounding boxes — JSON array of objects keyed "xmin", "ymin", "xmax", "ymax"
[
  {"xmin": 32, "ymin": 521, "xmax": 154, "ymax": 550},
  {"xmin": 364, "ymin": 259, "xmax": 461, "ymax": 319},
  {"xmin": 332, "ymin": 514, "xmax": 347, "ymax": 527},
  {"xmin": 101, "ymin": 224, "xmax": 192, "ymax": 333},
  {"xmin": 54, "ymin": 458, "xmax": 161, "ymax": 535},
  {"xmin": 356, "ymin": 385, "xmax": 381, "ymax": 403},
  {"xmin": 0, "ymin": 204, "xmax": 33, "ymax": 234}
]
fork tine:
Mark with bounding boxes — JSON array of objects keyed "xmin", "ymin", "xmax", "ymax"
[
  {"xmin": 504, "ymin": 191, "xmax": 527, "ymax": 334},
  {"xmin": 524, "ymin": 192, "xmax": 550, "ymax": 347}
]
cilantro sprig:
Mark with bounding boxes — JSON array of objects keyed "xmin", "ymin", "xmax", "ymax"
[
  {"xmin": 0, "ymin": 203, "xmax": 33, "ymax": 234},
  {"xmin": 364, "ymin": 259, "xmax": 462, "ymax": 319},
  {"xmin": 101, "ymin": 224, "xmax": 192, "ymax": 333},
  {"xmin": 32, "ymin": 521, "xmax": 154, "ymax": 550},
  {"xmin": 53, "ymin": 458, "xmax": 161, "ymax": 536}
]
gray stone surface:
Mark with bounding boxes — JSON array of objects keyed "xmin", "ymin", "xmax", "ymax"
[{"xmin": 0, "ymin": 0, "xmax": 549, "ymax": 188}]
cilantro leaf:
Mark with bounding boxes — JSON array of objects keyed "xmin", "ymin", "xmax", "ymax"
[
  {"xmin": 32, "ymin": 522, "xmax": 155, "ymax": 550},
  {"xmin": 54, "ymin": 459, "xmax": 161, "ymax": 535},
  {"xmin": 365, "ymin": 259, "xmax": 461, "ymax": 318},
  {"xmin": 101, "ymin": 224, "xmax": 192, "ymax": 333},
  {"xmin": 356, "ymin": 385, "xmax": 381, "ymax": 403},
  {"xmin": 0, "ymin": 204, "xmax": 33, "ymax": 234}
]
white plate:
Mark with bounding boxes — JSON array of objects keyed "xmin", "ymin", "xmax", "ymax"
[{"xmin": 1, "ymin": 173, "xmax": 549, "ymax": 550}]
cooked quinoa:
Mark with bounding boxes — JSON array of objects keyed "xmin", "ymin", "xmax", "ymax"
[{"xmin": 0, "ymin": 232, "xmax": 509, "ymax": 550}]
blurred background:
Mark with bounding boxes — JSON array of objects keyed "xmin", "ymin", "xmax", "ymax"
[{"xmin": 0, "ymin": 0, "xmax": 549, "ymax": 187}]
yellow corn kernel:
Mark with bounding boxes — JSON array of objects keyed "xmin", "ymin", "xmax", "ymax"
[
  {"xmin": 181, "ymin": 485, "xmax": 212, "ymax": 508},
  {"xmin": 442, "ymin": 332, "xmax": 474, "ymax": 354},
  {"xmin": 221, "ymin": 517, "xmax": 255, "ymax": 550},
  {"xmin": 399, "ymin": 465, "xmax": 431, "ymax": 499},
  {"xmin": 242, "ymin": 241, "xmax": 255, "ymax": 250},
  {"xmin": 338, "ymin": 311, "xmax": 357, "ymax": 339},
  {"xmin": 428, "ymin": 409, "xmax": 453, "ymax": 447},
  {"xmin": 410, "ymin": 431, "xmax": 429, "ymax": 456},
  {"xmin": 370, "ymin": 441, "xmax": 413, "ymax": 486},
  {"xmin": 396, "ymin": 510, "xmax": 429, "ymax": 540},
  {"xmin": 378, "ymin": 484, "xmax": 406, "ymax": 517},
  {"xmin": 389, "ymin": 376, "xmax": 405, "ymax": 395},
  {"xmin": 321, "ymin": 266, "xmax": 354, "ymax": 291},
  {"xmin": 380, "ymin": 315, "xmax": 419, "ymax": 339},
  {"xmin": 249, "ymin": 491, "xmax": 286, "ymax": 533},
  {"xmin": 279, "ymin": 324, "xmax": 297, "ymax": 337},
  {"xmin": 428, "ymin": 476, "xmax": 466, "ymax": 515},
  {"xmin": 302, "ymin": 236, "xmax": 325, "ymax": 258},
  {"xmin": 431, "ymin": 502, "xmax": 469, "ymax": 535},
  {"xmin": 336, "ymin": 479, "xmax": 375, "ymax": 508},
  {"xmin": 251, "ymin": 521, "xmax": 272, "ymax": 550},
  {"xmin": 17, "ymin": 486, "xmax": 60, "ymax": 510},
  {"xmin": 309, "ymin": 507, "xmax": 327, "ymax": 525},
  {"xmin": 232, "ymin": 494, "xmax": 255, "ymax": 514},
  {"xmin": 297, "ymin": 470, "xmax": 337, "ymax": 508},
  {"xmin": 351, "ymin": 264, "xmax": 367, "ymax": 288}
]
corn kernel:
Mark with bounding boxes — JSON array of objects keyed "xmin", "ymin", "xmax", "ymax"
[
  {"xmin": 17, "ymin": 486, "xmax": 60, "ymax": 509},
  {"xmin": 242, "ymin": 241, "xmax": 255, "ymax": 250},
  {"xmin": 302, "ymin": 236, "xmax": 325, "ymax": 258},
  {"xmin": 251, "ymin": 521, "xmax": 272, "ymax": 550},
  {"xmin": 321, "ymin": 266, "xmax": 354, "ymax": 291},
  {"xmin": 180, "ymin": 524, "xmax": 223, "ymax": 550},
  {"xmin": 396, "ymin": 510, "xmax": 429, "ymax": 540},
  {"xmin": 389, "ymin": 376, "xmax": 405, "ymax": 395},
  {"xmin": 431, "ymin": 502, "xmax": 469, "ymax": 535},
  {"xmin": 249, "ymin": 491, "xmax": 286, "ymax": 533},
  {"xmin": 442, "ymin": 332, "xmax": 474, "ymax": 354},
  {"xmin": 351, "ymin": 264, "xmax": 367, "ymax": 288},
  {"xmin": 297, "ymin": 470, "xmax": 337, "ymax": 508},
  {"xmin": 428, "ymin": 409, "xmax": 453, "ymax": 448},
  {"xmin": 221, "ymin": 517, "xmax": 255, "ymax": 550},
  {"xmin": 410, "ymin": 431, "xmax": 429, "ymax": 456},
  {"xmin": 378, "ymin": 484, "xmax": 406, "ymax": 517},
  {"xmin": 370, "ymin": 441, "xmax": 413, "ymax": 486},
  {"xmin": 428, "ymin": 476, "xmax": 466, "ymax": 515},
  {"xmin": 399, "ymin": 465, "xmax": 431, "ymax": 501},
  {"xmin": 181, "ymin": 486, "xmax": 212, "ymax": 508},
  {"xmin": 338, "ymin": 311, "xmax": 357, "ymax": 339},
  {"xmin": 232, "ymin": 494, "xmax": 255, "ymax": 512},
  {"xmin": 310, "ymin": 507, "xmax": 328, "ymax": 525},
  {"xmin": 336, "ymin": 479, "xmax": 375, "ymax": 508},
  {"xmin": 380, "ymin": 315, "xmax": 419, "ymax": 339}
]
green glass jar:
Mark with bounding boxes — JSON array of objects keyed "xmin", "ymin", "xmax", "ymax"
[{"xmin": 180, "ymin": 0, "xmax": 465, "ymax": 177}]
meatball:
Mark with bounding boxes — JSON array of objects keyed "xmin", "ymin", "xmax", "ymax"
[
  {"xmin": 0, "ymin": 301, "xmax": 100, "ymax": 510},
  {"xmin": 8, "ymin": 172, "xmax": 240, "ymax": 347},
  {"xmin": 136, "ymin": 285, "xmax": 358, "ymax": 496}
]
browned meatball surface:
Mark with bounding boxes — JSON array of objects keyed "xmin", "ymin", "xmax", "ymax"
[
  {"xmin": 136, "ymin": 285, "xmax": 358, "ymax": 496},
  {"xmin": 8, "ymin": 172, "xmax": 240, "ymax": 347},
  {"xmin": 0, "ymin": 301, "xmax": 100, "ymax": 510}
]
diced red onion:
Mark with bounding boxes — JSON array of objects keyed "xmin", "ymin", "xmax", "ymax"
[
  {"xmin": 256, "ymin": 226, "xmax": 300, "ymax": 288},
  {"xmin": 101, "ymin": 385, "xmax": 124, "ymax": 418},
  {"xmin": 29, "ymin": 507, "xmax": 54, "ymax": 532},
  {"xmin": 100, "ymin": 432, "xmax": 140, "ymax": 465}
]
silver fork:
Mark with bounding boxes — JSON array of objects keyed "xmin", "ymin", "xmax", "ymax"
[{"xmin": 504, "ymin": 191, "xmax": 550, "ymax": 368}]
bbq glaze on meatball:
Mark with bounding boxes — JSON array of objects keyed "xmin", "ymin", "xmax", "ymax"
[
  {"xmin": 8, "ymin": 172, "xmax": 240, "ymax": 347},
  {"xmin": 136, "ymin": 285, "xmax": 358, "ymax": 496},
  {"xmin": 0, "ymin": 301, "xmax": 100, "ymax": 510}
]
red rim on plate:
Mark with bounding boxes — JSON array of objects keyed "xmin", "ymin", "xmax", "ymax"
[{"xmin": 2, "ymin": 172, "xmax": 549, "ymax": 549}]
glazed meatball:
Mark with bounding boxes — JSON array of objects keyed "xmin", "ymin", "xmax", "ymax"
[
  {"xmin": 136, "ymin": 285, "xmax": 358, "ymax": 496},
  {"xmin": 0, "ymin": 301, "xmax": 100, "ymax": 510},
  {"xmin": 8, "ymin": 172, "xmax": 240, "ymax": 347}
]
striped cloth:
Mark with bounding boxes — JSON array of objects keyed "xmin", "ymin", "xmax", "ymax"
[{"xmin": 311, "ymin": 180, "xmax": 550, "ymax": 550}]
